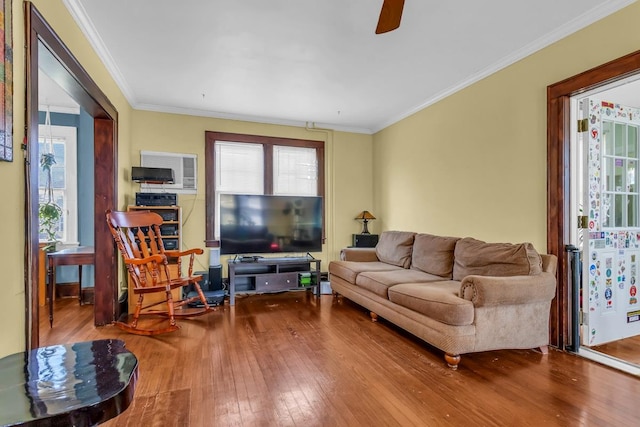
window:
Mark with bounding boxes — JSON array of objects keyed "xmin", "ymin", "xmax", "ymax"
[
  {"xmin": 205, "ymin": 132, "xmax": 324, "ymax": 247},
  {"xmin": 38, "ymin": 124, "xmax": 78, "ymax": 244},
  {"xmin": 602, "ymin": 120, "xmax": 640, "ymax": 228},
  {"xmin": 273, "ymin": 145, "xmax": 318, "ymax": 196}
]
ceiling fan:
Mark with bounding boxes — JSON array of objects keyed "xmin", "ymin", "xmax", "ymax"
[{"xmin": 376, "ymin": 0, "xmax": 405, "ymax": 34}]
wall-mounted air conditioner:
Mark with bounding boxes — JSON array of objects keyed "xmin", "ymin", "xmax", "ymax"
[{"xmin": 139, "ymin": 150, "xmax": 197, "ymax": 194}]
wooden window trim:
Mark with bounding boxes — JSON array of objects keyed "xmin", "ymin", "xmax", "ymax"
[{"xmin": 205, "ymin": 131, "xmax": 325, "ymax": 247}]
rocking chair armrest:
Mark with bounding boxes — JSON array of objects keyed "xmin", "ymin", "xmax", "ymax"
[
  {"xmin": 165, "ymin": 248, "xmax": 203, "ymax": 277},
  {"xmin": 165, "ymin": 248, "xmax": 204, "ymax": 258},
  {"xmin": 123, "ymin": 254, "xmax": 166, "ymax": 266}
]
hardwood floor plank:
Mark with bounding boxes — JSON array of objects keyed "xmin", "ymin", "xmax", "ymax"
[
  {"xmin": 40, "ymin": 293, "xmax": 640, "ymax": 426},
  {"xmin": 592, "ymin": 335, "xmax": 640, "ymax": 365}
]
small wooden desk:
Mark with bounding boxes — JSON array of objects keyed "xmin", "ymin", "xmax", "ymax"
[
  {"xmin": 47, "ymin": 245, "xmax": 95, "ymax": 326},
  {"xmin": 0, "ymin": 339, "xmax": 138, "ymax": 427}
]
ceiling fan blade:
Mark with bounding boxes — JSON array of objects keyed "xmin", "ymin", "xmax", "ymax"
[{"xmin": 375, "ymin": 0, "xmax": 405, "ymax": 34}]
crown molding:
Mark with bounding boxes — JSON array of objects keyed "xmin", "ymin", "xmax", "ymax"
[
  {"xmin": 135, "ymin": 103, "xmax": 373, "ymax": 135},
  {"xmin": 38, "ymin": 104, "xmax": 81, "ymax": 115},
  {"xmin": 63, "ymin": 0, "xmax": 137, "ymax": 105}
]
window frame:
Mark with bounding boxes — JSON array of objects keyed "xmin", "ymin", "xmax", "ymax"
[
  {"xmin": 38, "ymin": 123, "xmax": 78, "ymax": 246},
  {"xmin": 205, "ymin": 131, "xmax": 325, "ymax": 247},
  {"xmin": 601, "ymin": 120, "xmax": 640, "ymax": 229}
]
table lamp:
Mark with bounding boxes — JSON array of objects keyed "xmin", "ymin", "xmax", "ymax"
[{"xmin": 355, "ymin": 211, "xmax": 376, "ymax": 234}]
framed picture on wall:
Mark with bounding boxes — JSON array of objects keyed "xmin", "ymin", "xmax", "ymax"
[{"xmin": 0, "ymin": 0, "xmax": 12, "ymax": 162}]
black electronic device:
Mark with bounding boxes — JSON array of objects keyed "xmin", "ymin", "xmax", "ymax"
[
  {"xmin": 163, "ymin": 239, "xmax": 179, "ymax": 250},
  {"xmin": 131, "ymin": 166, "xmax": 175, "ymax": 184},
  {"xmin": 135, "ymin": 192, "xmax": 177, "ymax": 206},
  {"xmin": 185, "ymin": 269, "xmax": 225, "ymax": 307},
  {"xmin": 220, "ymin": 194, "xmax": 323, "ymax": 255},
  {"xmin": 208, "ymin": 265, "xmax": 223, "ymax": 291},
  {"xmin": 353, "ymin": 233, "xmax": 379, "ymax": 248},
  {"xmin": 235, "ymin": 255, "xmax": 263, "ymax": 263},
  {"xmin": 160, "ymin": 224, "xmax": 179, "ymax": 236}
]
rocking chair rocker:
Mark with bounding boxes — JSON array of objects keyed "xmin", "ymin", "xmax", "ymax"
[{"xmin": 106, "ymin": 209, "xmax": 214, "ymax": 335}]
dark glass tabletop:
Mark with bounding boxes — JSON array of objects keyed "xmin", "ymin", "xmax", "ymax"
[{"xmin": 0, "ymin": 339, "xmax": 138, "ymax": 426}]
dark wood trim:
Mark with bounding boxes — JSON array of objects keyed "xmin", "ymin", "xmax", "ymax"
[
  {"xmin": 25, "ymin": 2, "xmax": 118, "ymax": 348},
  {"xmin": 94, "ymin": 118, "xmax": 118, "ymax": 325},
  {"xmin": 25, "ymin": 2, "xmax": 40, "ymax": 350},
  {"xmin": 264, "ymin": 145, "xmax": 274, "ymax": 195},
  {"xmin": 547, "ymin": 49, "xmax": 640, "ymax": 348},
  {"xmin": 204, "ymin": 131, "xmax": 325, "ymax": 248},
  {"xmin": 204, "ymin": 131, "xmax": 218, "ymax": 248}
]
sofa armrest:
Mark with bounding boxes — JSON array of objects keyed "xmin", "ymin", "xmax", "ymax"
[
  {"xmin": 459, "ymin": 273, "xmax": 557, "ymax": 307},
  {"xmin": 340, "ymin": 247, "xmax": 379, "ymax": 262}
]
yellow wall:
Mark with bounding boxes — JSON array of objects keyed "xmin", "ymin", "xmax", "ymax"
[
  {"xmin": 373, "ymin": 2, "xmax": 640, "ymax": 253},
  {"xmin": 0, "ymin": 0, "xmax": 27, "ymax": 357}
]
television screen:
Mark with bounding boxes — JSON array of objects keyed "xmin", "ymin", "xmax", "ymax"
[{"xmin": 219, "ymin": 194, "xmax": 323, "ymax": 255}]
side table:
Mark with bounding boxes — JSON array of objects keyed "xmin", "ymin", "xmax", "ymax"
[
  {"xmin": 0, "ymin": 339, "xmax": 138, "ymax": 426},
  {"xmin": 47, "ymin": 246, "xmax": 95, "ymax": 327}
]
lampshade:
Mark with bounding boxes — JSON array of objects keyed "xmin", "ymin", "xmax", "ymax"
[
  {"xmin": 355, "ymin": 211, "xmax": 376, "ymax": 220},
  {"xmin": 355, "ymin": 211, "xmax": 376, "ymax": 234}
]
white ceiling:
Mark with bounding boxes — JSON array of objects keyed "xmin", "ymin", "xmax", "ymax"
[{"xmin": 54, "ymin": 0, "xmax": 636, "ymax": 133}]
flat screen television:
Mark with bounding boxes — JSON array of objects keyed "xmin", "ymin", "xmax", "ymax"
[{"xmin": 219, "ymin": 194, "xmax": 323, "ymax": 255}]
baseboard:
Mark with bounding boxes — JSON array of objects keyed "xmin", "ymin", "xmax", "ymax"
[{"xmin": 56, "ymin": 283, "xmax": 94, "ymax": 304}]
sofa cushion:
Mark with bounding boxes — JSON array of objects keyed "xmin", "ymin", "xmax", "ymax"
[
  {"xmin": 411, "ymin": 233, "xmax": 460, "ymax": 279},
  {"xmin": 375, "ymin": 231, "xmax": 416, "ymax": 268},
  {"xmin": 356, "ymin": 269, "xmax": 446, "ymax": 298},
  {"xmin": 388, "ymin": 282, "xmax": 474, "ymax": 326},
  {"xmin": 329, "ymin": 261, "xmax": 403, "ymax": 284},
  {"xmin": 452, "ymin": 237, "xmax": 542, "ymax": 281}
]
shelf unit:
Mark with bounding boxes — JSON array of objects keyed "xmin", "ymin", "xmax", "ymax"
[
  {"xmin": 227, "ymin": 257, "xmax": 321, "ymax": 305},
  {"xmin": 127, "ymin": 205, "xmax": 181, "ymax": 251},
  {"xmin": 126, "ymin": 205, "xmax": 182, "ymax": 312}
]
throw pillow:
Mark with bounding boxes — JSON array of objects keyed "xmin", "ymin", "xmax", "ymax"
[
  {"xmin": 452, "ymin": 237, "xmax": 543, "ymax": 281},
  {"xmin": 411, "ymin": 233, "xmax": 460, "ymax": 278},
  {"xmin": 375, "ymin": 231, "xmax": 416, "ymax": 268}
]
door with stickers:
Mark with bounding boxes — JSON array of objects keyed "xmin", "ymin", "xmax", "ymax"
[{"xmin": 580, "ymin": 98, "xmax": 640, "ymax": 347}]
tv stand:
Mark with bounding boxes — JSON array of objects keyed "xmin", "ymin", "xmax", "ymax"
[{"xmin": 227, "ymin": 257, "xmax": 321, "ymax": 305}]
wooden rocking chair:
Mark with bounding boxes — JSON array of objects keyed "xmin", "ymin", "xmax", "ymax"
[{"xmin": 106, "ymin": 209, "xmax": 214, "ymax": 335}]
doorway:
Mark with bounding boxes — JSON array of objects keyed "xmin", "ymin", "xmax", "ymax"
[
  {"xmin": 548, "ymin": 49, "xmax": 640, "ymax": 372},
  {"xmin": 568, "ymin": 78, "xmax": 640, "ymax": 374},
  {"xmin": 26, "ymin": 3, "xmax": 118, "ymax": 349}
]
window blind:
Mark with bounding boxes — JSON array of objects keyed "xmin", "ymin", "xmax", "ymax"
[
  {"xmin": 215, "ymin": 141, "xmax": 264, "ymax": 194},
  {"xmin": 273, "ymin": 145, "xmax": 317, "ymax": 196}
]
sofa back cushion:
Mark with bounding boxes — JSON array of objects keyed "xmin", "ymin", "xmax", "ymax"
[
  {"xmin": 411, "ymin": 234, "xmax": 460, "ymax": 279},
  {"xmin": 375, "ymin": 231, "xmax": 416, "ymax": 268},
  {"xmin": 452, "ymin": 237, "xmax": 542, "ymax": 281}
]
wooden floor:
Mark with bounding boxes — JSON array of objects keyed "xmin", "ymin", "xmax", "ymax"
[
  {"xmin": 40, "ymin": 292, "xmax": 640, "ymax": 426},
  {"xmin": 592, "ymin": 335, "xmax": 640, "ymax": 365}
]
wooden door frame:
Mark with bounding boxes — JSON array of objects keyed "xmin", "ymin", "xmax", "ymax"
[
  {"xmin": 547, "ymin": 50, "xmax": 640, "ymax": 348},
  {"xmin": 26, "ymin": 2, "xmax": 119, "ymax": 349}
]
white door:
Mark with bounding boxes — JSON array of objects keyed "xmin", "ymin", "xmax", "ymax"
[{"xmin": 580, "ymin": 97, "xmax": 640, "ymax": 347}]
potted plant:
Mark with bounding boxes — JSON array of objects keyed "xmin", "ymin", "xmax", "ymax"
[{"xmin": 39, "ymin": 152, "xmax": 63, "ymax": 251}]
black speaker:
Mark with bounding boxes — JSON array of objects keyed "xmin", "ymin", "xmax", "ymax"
[
  {"xmin": 353, "ymin": 234, "xmax": 379, "ymax": 248},
  {"xmin": 208, "ymin": 265, "xmax": 223, "ymax": 291},
  {"xmin": 185, "ymin": 269, "xmax": 225, "ymax": 307}
]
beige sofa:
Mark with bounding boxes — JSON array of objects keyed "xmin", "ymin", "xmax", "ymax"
[{"xmin": 328, "ymin": 231, "xmax": 557, "ymax": 369}]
